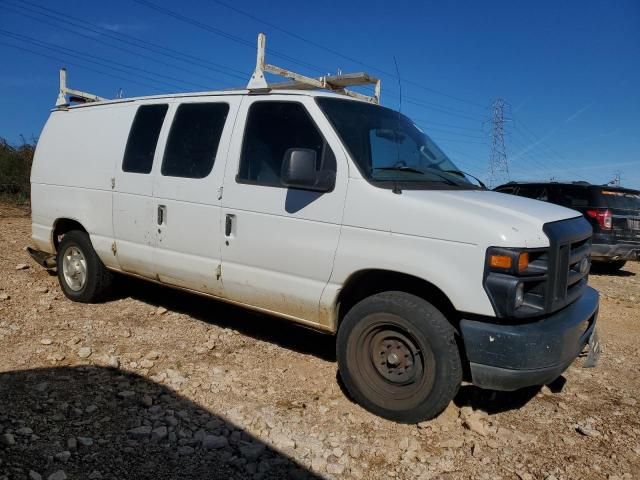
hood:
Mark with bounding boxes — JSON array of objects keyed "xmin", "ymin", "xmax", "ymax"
[{"xmin": 389, "ymin": 189, "xmax": 582, "ymax": 248}]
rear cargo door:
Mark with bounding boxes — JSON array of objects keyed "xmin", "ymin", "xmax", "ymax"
[{"xmin": 151, "ymin": 97, "xmax": 241, "ymax": 295}]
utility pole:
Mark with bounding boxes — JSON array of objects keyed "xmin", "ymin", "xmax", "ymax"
[{"xmin": 488, "ymin": 98, "xmax": 510, "ymax": 188}]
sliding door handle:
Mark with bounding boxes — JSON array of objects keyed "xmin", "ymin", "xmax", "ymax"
[
  {"xmin": 157, "ymin": 205, "xmax": 166, "ymax": 225},
  {"xmin": 225, "ymin": 214, "xmax": 234, "ymax": 237}
]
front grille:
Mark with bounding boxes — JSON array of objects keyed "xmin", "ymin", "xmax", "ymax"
[{"xmin": 543, "ymin": 217, "xmax": 593, "ymax": 313}]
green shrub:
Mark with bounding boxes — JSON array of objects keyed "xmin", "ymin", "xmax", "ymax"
[{"xmin": 0, "ymin": 137, "xmax": 35, "ymax": 204}]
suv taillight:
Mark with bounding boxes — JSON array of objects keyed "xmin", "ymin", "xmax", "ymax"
[{"xmin": 586, "ymin": 208, "xmax": 612, "ymax": 230}]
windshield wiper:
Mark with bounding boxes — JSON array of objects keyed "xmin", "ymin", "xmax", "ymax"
[
  {"xmin": 443, "ymin": 169, "xmax": 487, "ymax": 189},
  {"xmin": 373, "ymin": 166, "xmax": 426, "ymax": 175},
  {"xmin": 373, "ymin": 166, "xmax": 458, "ymax": 187}
]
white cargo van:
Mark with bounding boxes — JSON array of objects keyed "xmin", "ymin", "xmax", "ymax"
[{"xmin": 28, "ymin": 37, "xmax": 600, "ymax": 422}]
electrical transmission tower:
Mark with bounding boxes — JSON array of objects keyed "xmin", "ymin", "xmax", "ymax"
[{"xmin": 488, "ymin": 98, "xmax": 510, "ymax": 188}]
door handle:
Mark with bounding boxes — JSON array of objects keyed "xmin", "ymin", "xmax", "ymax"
[
  {"xmin": 225, "ymin": 214, "xmax": 234, "ymax": 237},
  {"xmin": 158, "ymin": 205, "xmax": 166, "ymax": 225}
]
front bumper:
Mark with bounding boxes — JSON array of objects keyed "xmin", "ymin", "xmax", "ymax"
[
  {"xmin": 591, "ymin": 243, "xmax": 640, "ymax": 261},
  {"xmin": 460, "ymin": 286, "xmax": 599, "ymax": 391}
]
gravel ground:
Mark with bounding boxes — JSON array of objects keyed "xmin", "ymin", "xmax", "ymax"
[{"xmin": 1, "ymin": 203, "xmax": 639, "ymax": 480}]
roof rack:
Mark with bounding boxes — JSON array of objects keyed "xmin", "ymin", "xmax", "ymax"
[
  {"xmin": 247, "ymin": 33, "xmax": 381, "ymax": 104},
  {"xmin": 53, "ymin": 33, "xmax": 381, "ymax": 107},
  {"xmin": 55, "ymin": 68, "xmax": 106, "ymax": 107}
]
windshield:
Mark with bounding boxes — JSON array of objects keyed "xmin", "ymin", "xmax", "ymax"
[{"xmin": 316, "ymin": 97, "xmax": 475, "ymax": 189}]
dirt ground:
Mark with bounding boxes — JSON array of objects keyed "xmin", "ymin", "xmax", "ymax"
[{"xmin": 1, "ymin": 203, "xmax": 639, "ymax": 480}]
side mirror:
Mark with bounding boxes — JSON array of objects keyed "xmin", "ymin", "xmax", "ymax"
[{"xmin": 281, "ymin": 148, "xmax": 334, "ymax": 192}]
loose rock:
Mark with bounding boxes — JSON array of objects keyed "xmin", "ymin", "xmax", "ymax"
[
  {"xmin": 78, "ymin": 347, "xmax": 92, "ymax": 359},
  {"xmin": 47, "ymin": 472, "xmax": 67, "ymax": 480},
  {"xmin": 54, "ymin": 451, "xmax": 71, "ymax": 462},
  {"xmin": 202, "ymin": 435, "xmax": 228, "ymax": 450},
  {"xmin": 0, "ymin": 433, "xmax": 16, "ymax": 446},
  {"xmin": 127, "ymin": 425, "xmax": 152, "ymax": 439}
]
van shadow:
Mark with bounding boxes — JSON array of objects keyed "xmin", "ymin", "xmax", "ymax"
[
  {"xmin": 452, "ymin": 376, "xmax": 565, "ymax": 415},
  {"xmin": 590, "ymin": 269, "xmax": 635, "ymax": 278},
  {"xmin": 113, "ymin": 275, "xmax": 336, "ymax": 362},
  {"xmin": 0, "ymin": 366, "xmax": 320, "ymax": 480}
]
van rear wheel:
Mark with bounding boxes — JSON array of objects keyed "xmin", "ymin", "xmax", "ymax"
[
  {"xmin": 57, "ymin": 230, "xmax": 113, "ymax": 303},
  {"xmin": 337, "ymin": 291, "xmax": 462, "ymax": 423}
]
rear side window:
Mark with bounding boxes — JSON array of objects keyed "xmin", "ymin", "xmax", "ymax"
[
  {"xmin": 237, "ymin": 101, "xmax": 334, "ymax": 187},
  {"xmin": 516, "ymin": 185, "xmax": 548, "ymax": 201},
  {"xmin": 557, "ymin": 187, "xmax": 591, "ymax": 208},
  {"xmin": 122, "ymin": 104, "xmax": 168, "ymax": 174},
  {"xmin": 162, "ymin": 103, "xmax": 229, "ymax": 179}
]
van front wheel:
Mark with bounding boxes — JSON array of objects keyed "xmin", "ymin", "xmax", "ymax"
[
  {"xmin": 337, "ymin": 292, "xmax": 462, "ymax": 423},
  {"xmin": 57, "ymin": 230, "xmax": 113, "ymax": 303}
]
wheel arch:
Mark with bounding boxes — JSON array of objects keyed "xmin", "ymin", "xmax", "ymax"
[
  {"xmin": 335, "ymin": 269, "xmax": 460, "ymax": 331},
  {"xmin": 52, "ymin": 218, "xmax": 88, "ymax": 252}
]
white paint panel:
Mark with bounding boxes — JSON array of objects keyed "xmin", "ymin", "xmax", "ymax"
[{"xmin": 30, "ymin": 105, "xmax": 129, "ymax": 264}]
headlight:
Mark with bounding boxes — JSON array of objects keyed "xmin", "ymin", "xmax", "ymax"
[
  {"xmin": 514, "ymin": 282, "xmax": 524, "ymax": 309},
  {"xmin": 484, "ymin": 247, "xmax": 548, "ymax": 319}
]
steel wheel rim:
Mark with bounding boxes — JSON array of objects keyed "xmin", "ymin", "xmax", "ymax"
[
  {"xmin": 371, "ymin": 329, "xmax": 422, "ymax": 385},
  {"xmin": 352, "ymin": 313, "xmax": 436, "ymax": 404},
  {"xmin": 62, "ymin": 245, "xmax": 87, "ymax": 291}
]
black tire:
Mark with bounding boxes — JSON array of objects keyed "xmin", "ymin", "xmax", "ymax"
[
  {"xmin": 337, "ymin": 291, "xmax": 462, "ymax": 423},
  {"xmin": 57, "ymin": 230, "xmax": 113, "ymax": 302},
  {"xmin": 591, "ymin": 260, "xmax": 626, "ymax": 274}
]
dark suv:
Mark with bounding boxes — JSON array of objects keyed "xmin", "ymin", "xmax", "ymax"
[{"xmin": 495, "ymin": 181, "xmax": 640, "ymax": 272}]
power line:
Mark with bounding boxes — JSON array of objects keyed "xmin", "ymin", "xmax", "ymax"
[
  {"xmin": 412, "ymin": 118, "xmax": 485, "ymax": 132},
  {"xmin": 208, "ymin": 0, "xmax": 488, "ymax": 109},
  {"xmin": 0, "ymin": 40, "xmax": 170, "ymax": 94},
  {"xmin": 5, "ymin": 0, "xmax": 490, "ymax": 124},
  {"xmin": 0, "ymin": 29, "xmax": 211, "ymax": 92},
  {"xmin": 2, "ymin": 0, "xmax": 245, "ymax": 86},
  {"xmin": 8, "ymin": 0, "xmax": 248, "ymax": 79},
  {"xmin": 132, "ymin": 0, "xmax": 491, "ymax": 117},
  {"xmin": 130, "ymin": 0, "xmax": 331, "ymax": 75}
]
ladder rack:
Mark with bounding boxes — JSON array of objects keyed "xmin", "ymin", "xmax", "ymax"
[
  {"xmin": 247, "ymin": 33, "xmax": 381, "ymax": 104},
  {"xmin": 53, "ymin": 33, "xmax": 381, "ymax": 106},
  {"xmin": 55, "ymin": 68, "xmax": 106, "ymax": 107}
]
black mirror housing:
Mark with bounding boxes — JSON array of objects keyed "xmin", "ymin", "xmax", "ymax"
[{"xmin": 281, "ymin": 148, "xmax": 334, "ymax": 192}]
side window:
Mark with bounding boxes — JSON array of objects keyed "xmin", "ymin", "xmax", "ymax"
[
  {"xmin": 162, "ymin": 103, "xmax": 229, "ymax": 179},
  {"xmin": 237, "ymin": 101, "xmax": 335, "ymax": 187},
  {"xmin": 495, "ymin": 186, "xmax": 516, "ymax": 194},
  {"xmin": 122, "ymin": 104, "xmax": 168, "ymax": 174},
  {"xmin": 516, "ymin": 185, "xmax": 548, "ymax": 201},
  {"xmin": 558, "ymin": 187, "xmax": 590, "ymax": 208}
]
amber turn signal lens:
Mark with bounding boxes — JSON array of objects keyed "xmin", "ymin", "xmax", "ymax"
[
  {"xmin": 489, "ymin": 254, "xmax": 512, "ymax": 269},
  {"xmin": 518, "ymin": 252, "xmax": 530, "ymax": 272}
]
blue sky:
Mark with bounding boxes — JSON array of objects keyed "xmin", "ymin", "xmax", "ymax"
[{"xmin": 1, "ymin": 0, "xmax": 639, "ymax": 188}]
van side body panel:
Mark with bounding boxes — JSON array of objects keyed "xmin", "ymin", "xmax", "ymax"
[{"xmin": 31, "ymin": 105, "xmax": 134, "ymax": 267}]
